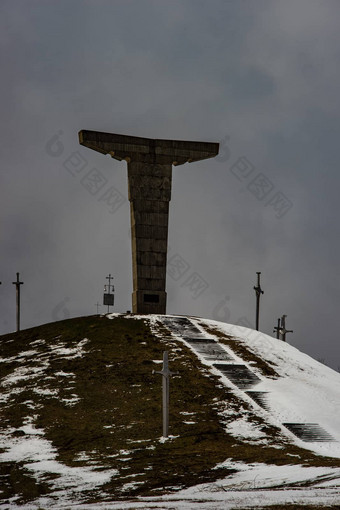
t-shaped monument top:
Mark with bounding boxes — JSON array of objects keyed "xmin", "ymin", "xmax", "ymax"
[
  {"xmin": 79, "ymin": 129, "xmax": 219, "ymax": 315},
  {"xmin": 79, "ymin": 130, "xmax": 219, "ymax": 166}
]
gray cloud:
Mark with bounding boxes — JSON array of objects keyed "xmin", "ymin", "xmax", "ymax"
[{"xmin": 1, "ymin": 0, "xmax": 340, "ymax": 369}]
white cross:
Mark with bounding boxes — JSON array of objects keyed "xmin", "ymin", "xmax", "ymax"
[{"xmin": 153, "ymin": 351, "xmax": 179, "ymax": 438}]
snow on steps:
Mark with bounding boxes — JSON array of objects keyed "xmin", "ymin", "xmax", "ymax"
[{"xmin": 156, "ymin": 315, "xmax": 340, "ymax": 457}]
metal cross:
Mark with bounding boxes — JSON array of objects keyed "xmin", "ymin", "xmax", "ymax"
[
  {"xmin": 152, "ymin": 351, "xmax": 179, "ymax": 438},
  {"xmin": 273, "ymin": 317, "xmax": 281, "ymax": 339},
  {"xmin": 253, "ymin": 272, "xmax": 264, "ymax": 331},
  {"xmin": 12, "ymin": 272, "xmax": 23, "ymax": 332},
  {"xmin": 279, "ymin": 314, "xmax": 293, "ymax": 342}
]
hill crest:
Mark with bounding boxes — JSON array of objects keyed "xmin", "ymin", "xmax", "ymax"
[{"xmin": 1, "ymin": 314, "xmax": 340, "ymax": 508}]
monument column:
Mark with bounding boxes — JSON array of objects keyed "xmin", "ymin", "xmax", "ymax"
[
  {"xmin": 79, "ymin": 130, "xmax": 219, "ymax": 315},
  {"xmin": 128, "ymin": 161, "xmax": 171, "ymax": 313}
]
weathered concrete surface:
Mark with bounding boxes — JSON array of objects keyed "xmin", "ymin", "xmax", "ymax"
[{"xmin": 79, "ymin": 130, "xmax": 219, "ymax": 314}]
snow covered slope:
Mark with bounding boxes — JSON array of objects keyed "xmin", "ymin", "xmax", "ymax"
[{"xmin": 155, "ymin": 314, "xmax": 340, "ymax": 459}]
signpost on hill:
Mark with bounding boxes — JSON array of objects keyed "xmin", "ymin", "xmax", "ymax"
[
  {"xmin": 253, "ymin": 272, "xmax": 264, "ymax": 331},
  {"xmin": 12, "ymin": 272, "xmax": 23, "ymax": 332},
  {"xmin": 153, "ymin": 351, "xmax": 179, "ymax": 438},
  {"xmin": 103, "ymin": 274, "xmax": 115, "ymax": 313}
]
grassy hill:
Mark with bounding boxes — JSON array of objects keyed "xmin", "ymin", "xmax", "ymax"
[{"xmin": 1, "ymin": 314, "xmax": 340, "ymax": 508}]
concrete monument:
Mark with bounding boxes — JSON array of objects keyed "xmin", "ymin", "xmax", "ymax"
[{"xmin": 79, "ymin": 130, "xmax": 219, "ymax": 314}]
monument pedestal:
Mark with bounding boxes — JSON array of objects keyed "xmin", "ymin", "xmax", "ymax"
[{"xmin": 132, "ymin": 290, "xmax": 167, "ymax": 315}]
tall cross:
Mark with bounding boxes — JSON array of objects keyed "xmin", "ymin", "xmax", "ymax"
[
  {"xmin": 253, "ymin": 271, "xmax": 264, "ymax": 331},
  {"xmin": 12, "ymin": 272, "xmax": 23, "ymax": 332},
  {"xmin": 153, "ymin": 351, "xmax": 178, "ymax": 438},
  {"xmin": 79, "ymin": 130, "xmax": 219, "ymax": 314}
]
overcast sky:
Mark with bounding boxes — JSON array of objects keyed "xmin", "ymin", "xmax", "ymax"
[{"xmin": 1, "ymin": 0, "xmax": 340, "ymax": 368}]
